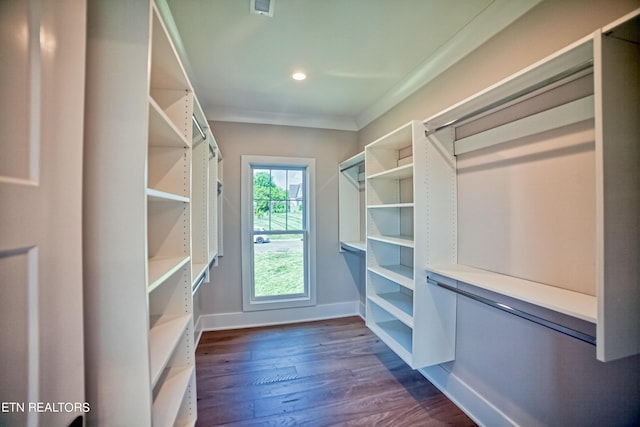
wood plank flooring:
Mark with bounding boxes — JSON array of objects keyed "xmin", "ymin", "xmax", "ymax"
[{"xmin": 195, "ymin": 316, "xmax": 477, "ymax": 426}]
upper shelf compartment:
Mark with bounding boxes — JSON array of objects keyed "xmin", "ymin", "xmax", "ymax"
[
  {"xmin": 424, "ymin": 36, "xmax": 595, "ymax": 157},
  {"xmin": 149, "ymin": 4, "xmax": 192, "ymax": 141},
  {"xmin": 149, "ymin": 98, "xmax": 190, "ymax": 149},
  {"xmin": 150, "ymin": 4, "xmax": 190, "ymax": 91},
  {"xmin": 365, "ymin": 122, "xmax": 414, "ymax": 177}
]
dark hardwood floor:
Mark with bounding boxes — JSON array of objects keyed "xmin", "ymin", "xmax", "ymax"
[{"xmin": 195, "ymin": 316, "xmax": 476, "ymax": 426}]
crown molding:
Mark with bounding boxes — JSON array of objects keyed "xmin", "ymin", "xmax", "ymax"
[{"xmin": 205, "ymin": 107, "xmax": 359, "ymax": 131}]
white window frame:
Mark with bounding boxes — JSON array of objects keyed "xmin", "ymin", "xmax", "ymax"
[{"xmin": 241, "ymin": 155, "xmax": 316, "ymax": 312}]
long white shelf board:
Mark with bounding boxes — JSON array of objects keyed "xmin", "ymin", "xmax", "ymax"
[
  {"xmin": 147, "ymin": 188, "xmax": 190, "ymax": 203},
  {"xmin": 152, "ymin": 366, "xmax": 194, "ymax": 427},
  {"xmin": 149, "ymin": 314, "xmax": 191, "ymax": 387},
  {"xmin": 366, "ymin": 121, "xmax": 413, "ymax": 150},
  {"xmin": 368, "ymin": 234, "xmax": 414, "ymax": 248},
  {"xmin": 367, "ymin": 163, "xmax": 413, "ymax": 180},
  {"xmin": 148, "ymin": 97, "xmax": 190, "ymax": 149},
  {"xmin": 368, "ymin": 265, "xmax": 414, "ymax": 290},
  {"xmin": 368, "ymin": 293, "xmax": 414, "ymax": 328},
  {"xmin": 368, "ymin": 203, "xmax": 414, "ymax": 209},
  {"xmin": 427, "ymin": 264, "xmax": 596, "ymax": 323},
  {"xmin": 367, "ymin": 319, "xmax": 413, "ymax": 365},
  {"xmin": 148, "ymin": 256, "xmax": 190, "ymax": 292}
]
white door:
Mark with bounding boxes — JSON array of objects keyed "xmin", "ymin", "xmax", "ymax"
[{"xmin": 0, "ymin": 1, "xmax": 86, "ymax": 426}]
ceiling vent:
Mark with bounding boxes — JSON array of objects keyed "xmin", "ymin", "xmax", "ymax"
[{"xmin": 250, "ymin": 0, "xmax": 274, "ymax": 17}]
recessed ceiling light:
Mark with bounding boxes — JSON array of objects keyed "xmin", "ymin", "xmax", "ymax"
[{"xmin": 292, "ymin": 72, "xmax": 306, "ymax": 81}]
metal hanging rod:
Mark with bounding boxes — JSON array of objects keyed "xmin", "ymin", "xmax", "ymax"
[
  {"xmin": 192, "ymin": 115, "xmax": 207, "ymax": 140},
  {"xmin": 339, "ymin": 161, "xmax": 364, "ymax": 173},
  {"xmin": 340, "ymin": 243, "xmax": 365, "ymax": 254},
  {"xmin": 427, "ymin": 278, "xmax": 596, "ymax": 346},
  {"xmin": 425, "ymin": 59, "xmax": 594, "ymax": 137},
  {"xmin": 192, "ymin": 271, "xmax": 207, "ymax": 296},
  {"xmin": 193, "ymin": 115, "xmax": 216, "ymax": 157}
]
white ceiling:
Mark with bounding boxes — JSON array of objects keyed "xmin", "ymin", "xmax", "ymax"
[{"xmin": 163, "ymin": 0, "xmax": 540, "ymax": 130}]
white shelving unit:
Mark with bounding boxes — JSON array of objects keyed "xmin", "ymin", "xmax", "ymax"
[
  {"xmin": 191, "ymin": 96, "xmax": 220, "ymax": 292},
  {"xmin": 423, "ymin": 10, "xmax": 639, "ymax": 362},
  {"xmin": 338, "ymin": 151, "xmax": 366, "ymax": 253},
  {"xmin": 83, "ymin": 0, "xmax": 226, "ymax": 424},
  {"xmin": 147, "ymin": 7, "xmax": 197, "ymax": 424},
  {"xmin": 365, "ymin": 121, "xmax": 457, "ymax": 369}
]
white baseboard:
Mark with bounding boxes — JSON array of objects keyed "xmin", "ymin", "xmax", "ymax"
[
  {"xmin": 197, "ymin": 300, "xmax": 362, "ymax": 332},
  {"xmin": 419, "ymin": 365, "xmax": 517, "ymax": 427}
]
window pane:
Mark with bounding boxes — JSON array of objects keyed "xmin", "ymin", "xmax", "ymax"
[
  {"xmin": 253, "ymin": 169, "xmax": 271, "ymax": 199},
  {"xmin": 253, "ymin": 233, "xmax": 304, "ymax": 297},
  {"xmin": 243, "ymin": 156, "xmax": 315, "ymax": 312},
  {"xmin": 270, "ymin": 169, "xmax": 287, "ymax": 201},
  {"xmin": 287, "ymin": 170, "xmax": 303, "ymax": 231}
]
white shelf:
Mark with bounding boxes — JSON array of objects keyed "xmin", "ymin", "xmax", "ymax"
[
  {"xmin": 149, "ymin": 314, "xmax": 191, "ymax": 386},
  {"xmin": 340, "ymin": 241, "xmax": 366, "ymax": 252},
  {"xmin": 368, "ymin": 265, "xmax": 414, "ymax": 290},
  {"xmin": 427, "ymin": 264, "xmax": 596, "ymax": 323},
  {"xmin": 147, "ymin": 188, "xmax": 190, "ymax": 203},
  {"xmin": 368, "ymin": 293, "xmax": 414, "ymax": 327},
  {"xmin": 367, "ymin": 163, "xmax": 413, "ymax": 180},
  {"xmin": 149, "ymin": 97, "xmax": 190, "ymax": 149},
  {"xmin": 367, "ymin": 121, "xmax": 414, "ymax": 151},
  {"xmin": 148, "ymin": 256, "xmax": 191, "ymax": 292},
  {"xmin": 367, "ymin": 319, "xmax": 413, "ymax": 364},
  {"xmin": 368, "ymin": 203, "xmax": 414, "ymax": 209},
  {"xmin": 368, "ymin": 234, "xmax": 414, "ymax": 248},
  {"xmin": 152, "ymin": 366, "xmax": 194, "ymax": 427}
]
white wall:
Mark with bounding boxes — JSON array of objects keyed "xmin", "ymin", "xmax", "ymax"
[
  {"xmin": 197, "ymin": 121, "xmax": 364, "ymax": 328},
  {"xmin": 359, "ymin": 0, "xmax": 640, "ymax": 425}
]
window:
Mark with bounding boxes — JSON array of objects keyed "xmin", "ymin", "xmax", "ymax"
[{"xmin": 241, "ymin": 156, "xmax": 316, "ymax": 311}]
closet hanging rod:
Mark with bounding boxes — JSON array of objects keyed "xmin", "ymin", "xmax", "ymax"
[
  {"xmin": 340, "ymin": 243, "xmax": 365, "ymax": 254},
  {"xmin": 424, "ymin": 59, "xmax": 594, "ymax": 137},
  {"xmin": 192, "ymin": 271, "xmax": 207, "ymax": 296},
  {"xmin": 339, "ymin": 161, "xmax": 364, "ymax": 173},
  {"xmin": 193, "ymin": 115, "xmax": 215, "ymax": 156},
  {"xmin": 192, "ymin": 115, "xmax": 207, "ymax": 140},
  {"xmin": 427, "ymin": 278, "xmax": 596, "ymax": 346}
]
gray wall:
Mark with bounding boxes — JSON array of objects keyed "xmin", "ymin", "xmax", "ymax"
[
  {"xmin": 200, "ymin": 122, "xmax": 364, "ymax": 318},
  {"xmin": 358, "ymin": 0, "xmax": 640, "ymax": 425}
]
